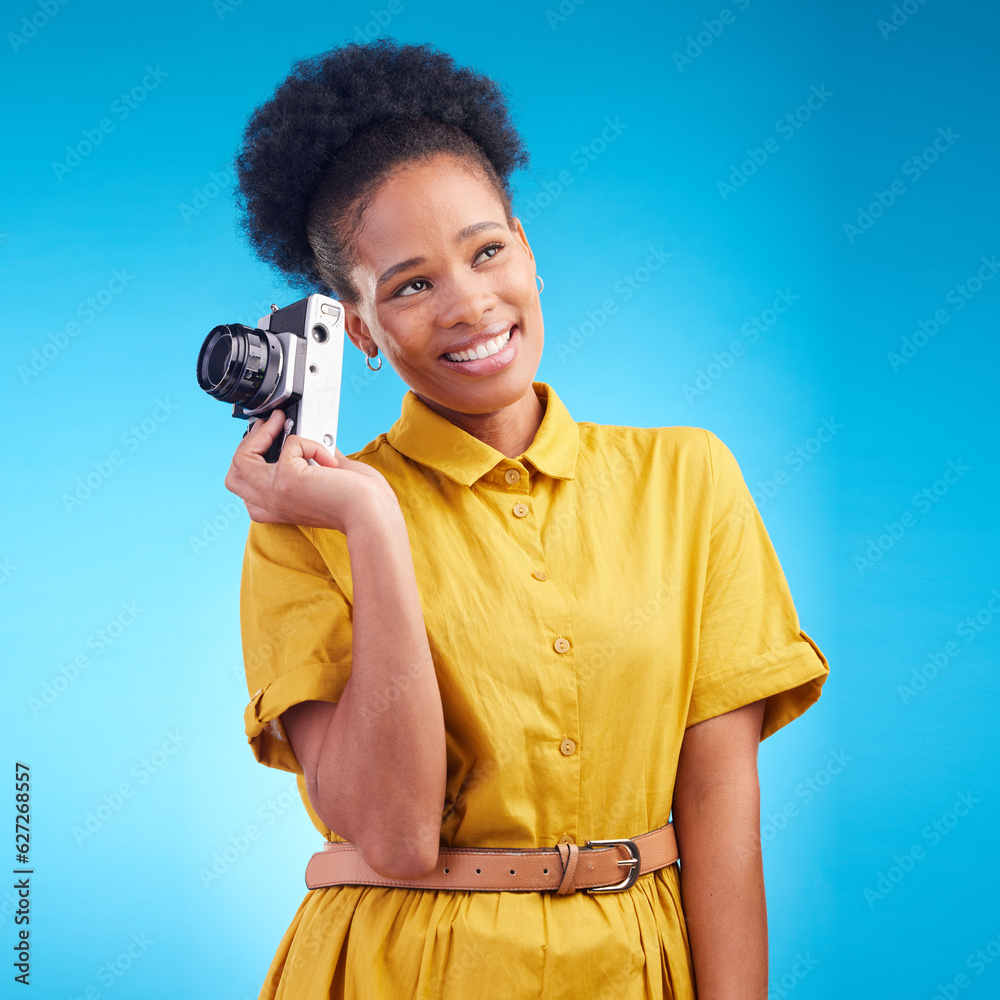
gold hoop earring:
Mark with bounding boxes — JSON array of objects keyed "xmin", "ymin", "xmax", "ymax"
[
  {"xmin": 536, "ymin": 274, "xmax": 544, "ymax": 294},
  {"xmin": 365, "ymin": 351, "xmax": 382, "ymax": 372}
]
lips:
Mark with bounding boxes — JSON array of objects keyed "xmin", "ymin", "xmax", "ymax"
[
  {"xmin": 439, "ymin": 321, "xmax": 516, "ymax": 359},
  {"xmin": 442, "ymin": 326, "xmax": 513, "ymax": 362},
  {"xmin": 438, "ymin": 324, "xmax": 519, "ymax": 375}
]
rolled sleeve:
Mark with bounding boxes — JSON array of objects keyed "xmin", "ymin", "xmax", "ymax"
[
  {"xmin": 240, "ymin": 521, "xmax": 353, "ymax": 773},
  {"xmin": 685, "ymin": 431, "xmax": 830, "ymax": 741}
]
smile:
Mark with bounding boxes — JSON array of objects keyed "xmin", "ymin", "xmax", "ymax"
[
  {"xmin": 438, "ymin": 326, "xmax": 519, "ymax": 375},
  {"xmin": 442, "ymin": 326, "xmax": 513, "ymax": 362}
]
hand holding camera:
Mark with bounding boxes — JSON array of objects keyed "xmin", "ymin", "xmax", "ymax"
[
  {"xmin": 199, "ymin": 293, "xmax": 398, "ymax": 532},
  {"xmin": 223, "ymin": 408, "xmax": 399, "ymax": 532}
]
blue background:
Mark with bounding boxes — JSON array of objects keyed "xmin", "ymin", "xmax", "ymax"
[{"xmin": 4, "ymin": 0, "xmax": 998, "ymax": 996}]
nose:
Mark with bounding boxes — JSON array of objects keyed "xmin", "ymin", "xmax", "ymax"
[{"xmin": 435, "ymin": 267, "xmax": 499, "ymax": 329}]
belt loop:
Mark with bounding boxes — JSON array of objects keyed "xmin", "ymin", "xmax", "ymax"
[{"xmin": 555, "ymin": 841, "xmax": 580, "ymax": 895}]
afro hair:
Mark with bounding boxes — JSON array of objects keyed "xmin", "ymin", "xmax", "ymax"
[{"xmin": 233, "ymin": 38, "xmax": 531, "ymax": 303}]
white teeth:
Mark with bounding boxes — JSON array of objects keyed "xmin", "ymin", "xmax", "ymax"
[{"xmin": 444, "ymin": 327, "xmax": 512, "ymax": 362}]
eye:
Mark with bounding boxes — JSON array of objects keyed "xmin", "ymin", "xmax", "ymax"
[
  {"xmin": 395, "ymin": 278, "xmax": 430, "ymax": 298},
  {"xmin": 475, "ymin": 241, "xmax": 505, "ymax": 263},
  {"xmin": 392, "ymin": 243, "xmax": 504, "ymax": 298}
]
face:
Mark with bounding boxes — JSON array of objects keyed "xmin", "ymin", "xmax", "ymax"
[{"xmin": 340, "ymin": 153, "xmax": 544, "ymax": 420}]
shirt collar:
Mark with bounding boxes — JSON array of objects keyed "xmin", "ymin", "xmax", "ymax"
[{"xmin": 386, "ymin": 381, "xmax": 579, "ymax": 487}]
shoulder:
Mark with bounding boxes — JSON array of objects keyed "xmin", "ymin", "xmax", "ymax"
[
  {"xmin": 347, "ymin": 432, "xmax": 393, "ymax": 465},
  {"xmin": 576, "ymin": 420, "xmax": 721, "ymax": 472},
  {"xmin": 569, "ymin": 423, "xmax": 731, "ymax": 517}
]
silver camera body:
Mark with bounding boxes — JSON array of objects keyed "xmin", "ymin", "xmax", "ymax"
[{"xmin": 197, "ymin": 294, "xmax": 345, "ymax": 463}]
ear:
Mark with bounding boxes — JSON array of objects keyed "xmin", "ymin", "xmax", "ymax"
[
  {"xmin": 510, "ymin": 217, "xmax": 535, "ymax": 268},
  {"xmin": 342, "ymin": 301, "xmax": 378, "ymax": 359}
]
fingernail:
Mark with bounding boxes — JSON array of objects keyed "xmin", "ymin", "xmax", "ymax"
[{"xmin": 283, "ymin": 418, "xmax": 293, "ymax": 435}]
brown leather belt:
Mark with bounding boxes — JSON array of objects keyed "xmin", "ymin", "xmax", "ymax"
[{"xmin": 305, "ymin": 821, "xmax": 678, "ymax": 895}]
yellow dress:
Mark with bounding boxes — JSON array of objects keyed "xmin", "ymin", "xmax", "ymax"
[{"xmin": 239, "ymin": 381, "xmax": 830, "ymax": 999}]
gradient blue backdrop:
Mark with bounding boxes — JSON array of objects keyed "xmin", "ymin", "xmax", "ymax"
[{"xmin": 4, "ymin": 0, "xmax": 998, "ymax": 996}]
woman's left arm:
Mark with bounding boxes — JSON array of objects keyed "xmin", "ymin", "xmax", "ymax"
[{"xmin": 672, "ymin": 698, "xmax": 768, "ymax": 1000}]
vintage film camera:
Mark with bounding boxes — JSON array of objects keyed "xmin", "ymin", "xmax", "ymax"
[{"xmin": 196, "ymin": 294, "xmax": 345, "ymax": 463}]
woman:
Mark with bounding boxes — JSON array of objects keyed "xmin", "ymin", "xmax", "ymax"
[{"xmin": 224, "ymin": 38, "xmax": 830, "ymax": 999}]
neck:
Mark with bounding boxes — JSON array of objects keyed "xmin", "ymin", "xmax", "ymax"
[{"xmin": 414, "ymin": 386, "xmax": 546, "ymax": 459}]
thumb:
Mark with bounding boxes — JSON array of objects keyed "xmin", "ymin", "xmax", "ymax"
[
  {"xmin": 283, "ymin": 433, "xmax": 338, "ymax": 468},
  {"xmin": 241, "ymin": 408, "xmax": 286, "ymax": 457}
]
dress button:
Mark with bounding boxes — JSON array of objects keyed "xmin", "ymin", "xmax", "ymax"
[
  {"xmin": 512, "ymin": 502, "xmax": 529, "ymax": 518},
  {"xmin": 504, "ymin": 469, "xmax": 521, "ymax": 484},
  {"xmin": 532, "ymin": 570, "xmax": 548, "ymax": 581},
  {"xmin": 553, "ymin": 636, "xmax": 570, "ymax": 654},
  {"xmin": 557, "ymin": 834, "xmax": 575, "ymax": 845},
  {"xmin": 560, "ymin": 738, "xmax": 577, "ymax": 756}
]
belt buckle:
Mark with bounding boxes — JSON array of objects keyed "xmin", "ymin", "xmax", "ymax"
[{"xmin": 581, "ymin": 838, "xmax": 641, "ymax": 893}]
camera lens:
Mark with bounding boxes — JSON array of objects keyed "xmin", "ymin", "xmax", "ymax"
[{"xmin": 196, "ymin": 324, "xmax": 282, "ymax": 408}]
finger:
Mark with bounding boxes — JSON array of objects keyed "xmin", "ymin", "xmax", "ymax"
[
  {"xmin": 331, "ymin": 446, "xmax": 362, "ymax": 467},
  {"xmin": 240, "ymin": 409, "xmax": 286, "ymax": 457},
  {"xmin": 282, "ymin": 433, "xmax": 338, "ymax": 468},
  {"xmin": 329, "ymin": 447, "xmax": 378, "ymax": 477}
]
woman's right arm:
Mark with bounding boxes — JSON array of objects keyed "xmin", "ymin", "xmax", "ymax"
[{"xmin": 225, "ymin": 410, "xmax": 447, "ymax": 880}]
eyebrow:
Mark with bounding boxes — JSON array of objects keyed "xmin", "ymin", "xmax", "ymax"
[{"xmin": 376, "ymin": 221, "xmax": 506, "ymax": 291}]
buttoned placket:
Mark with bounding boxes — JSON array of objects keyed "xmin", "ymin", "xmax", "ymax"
[{"xmin": 473, "ymin": 459, "xmax": 582, "ymax": 844}]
